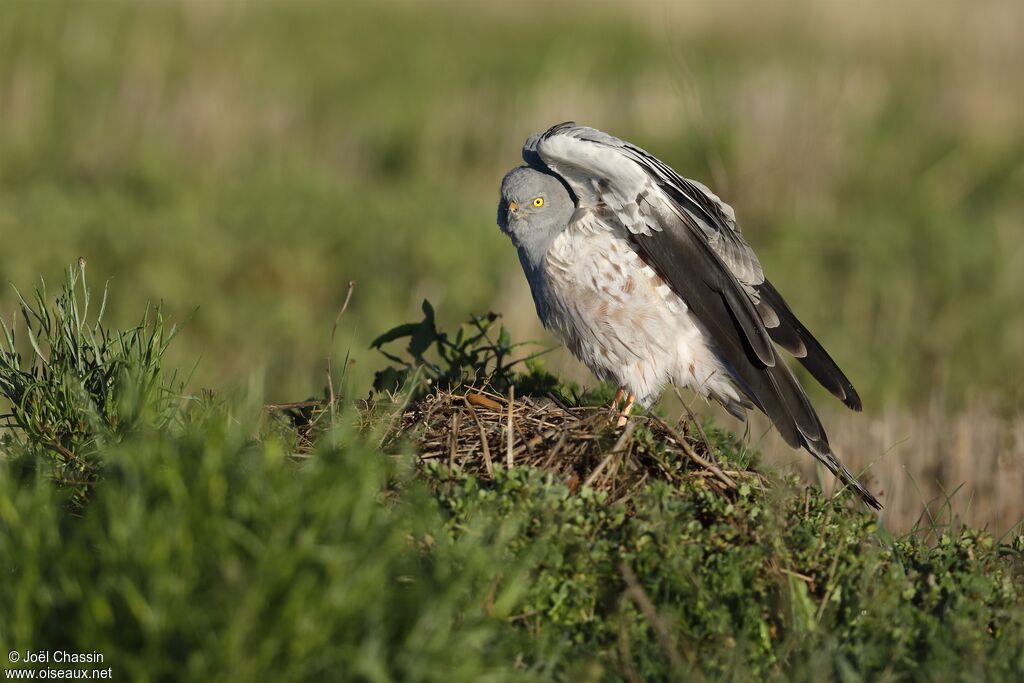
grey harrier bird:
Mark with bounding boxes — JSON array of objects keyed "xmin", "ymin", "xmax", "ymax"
[{"xmin": 497, "ymin": 122, "xmax": 880, "ymax": 509}]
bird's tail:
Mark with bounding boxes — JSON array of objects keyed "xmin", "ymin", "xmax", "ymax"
[
  {"xmin": 802, "ymin": 440, "xmax": 883, "ymax": 511},
  {"xmin": 768, "ymin": 360, "xmax": 883, "ymax": 511},
  {"xmin": 718, "ymin": 346, "xmax": 883, "ymax": 510}
]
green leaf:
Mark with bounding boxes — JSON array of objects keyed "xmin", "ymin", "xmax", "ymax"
[{"xmin": 369, "ymin": 322, "xmax": 422, "ymax": 349}]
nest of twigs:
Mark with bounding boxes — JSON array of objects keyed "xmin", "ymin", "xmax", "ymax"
[{"xmin": 388, "ymin": 387, "xmax": 765, "ymax": 505}]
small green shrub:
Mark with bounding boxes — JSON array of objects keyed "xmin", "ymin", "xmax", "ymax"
[
  {"xmin": 371, "ymin": 300, "xmax": 560, "ymax": 399},
  {"xmin": 431, "ymin": 464, "xmax": 1024, "ymax": 681},
  {"xmin": 0, "ymin": 261, "xmax": 182, "ymax": 501},
  {"xmin": 369, "ymin": 301, "xmax": 624, "ymax": 408},
  {"xmin": 0, "ymin": 412, "xmax": 544, "ymax": 682}
]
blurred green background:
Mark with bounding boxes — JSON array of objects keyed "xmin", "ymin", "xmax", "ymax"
[{"xmin": 1, "ymin": 0, "xmax": 1022, "ymax": 408}]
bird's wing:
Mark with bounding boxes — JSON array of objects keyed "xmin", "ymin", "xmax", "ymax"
[
  {"xmin": 525, "ymin": 122, "xmax": 764, "ymax": 285},
  {"xmin": 525, "ymin": 121, "xmax": 861, "ymax": 411}
]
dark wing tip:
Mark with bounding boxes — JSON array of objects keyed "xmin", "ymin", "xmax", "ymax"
[
  {"xmin": 844, "ymin": 386, "xmax": 864, "ymax": 412},
  {"xmin": 757, "ymin": 280, "xmax": 863, "ymax": 412}
]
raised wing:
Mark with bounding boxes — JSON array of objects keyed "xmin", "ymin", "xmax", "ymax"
[
  {"xmin": 525, "ymin": 122, "xmax": 764, "ymax": 285},
  {"xmin": 524, "ymin": 121, "xmax": 861, "ymax": 411},
  {"xmin": 525, "ymin": 123, "xmax": 776, "ymax": 369}
]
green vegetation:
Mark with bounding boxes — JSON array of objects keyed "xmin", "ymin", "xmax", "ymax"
[
  {"xmin": 2, "ymin": 270, "xmax": 1022, "ymax": 681},
  {"xmin": 1, "ymin": 0, "xmax": 1022, "ymax": 406},
  {"xmin": 0, "ymin": 261, "xmax": 181, "ymax": 504}
]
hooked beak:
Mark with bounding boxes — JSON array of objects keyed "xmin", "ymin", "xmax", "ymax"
[{"xmin": 504, "ymin": 200, "xmax": 520, "ymax": 227}]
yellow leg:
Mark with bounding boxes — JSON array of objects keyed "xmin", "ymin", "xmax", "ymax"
[
  {"xmin": 616, "ymin": 392, "xmax": 636, "ymax": 427},
  {"xmin": 611, "ymin": 385, "xmax": 625, "ymax": 409},
  {"xmin": 606, "ymin": 386, "xmax": 626, "ymax": 426}
]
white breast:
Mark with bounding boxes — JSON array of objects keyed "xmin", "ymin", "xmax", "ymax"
[{"xmin": 531, "ymin": 222, "xmax": 745, "ymax": 409}]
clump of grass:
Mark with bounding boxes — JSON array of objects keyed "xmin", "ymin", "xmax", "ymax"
[{"xmin": 0, "ymin": 260, "xmax": 183, "ymax": 500}]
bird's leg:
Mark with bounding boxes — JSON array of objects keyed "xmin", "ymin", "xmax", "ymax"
[
  {"xmin": 605, "ymin": 386, "xmax": 626, "ymax": 425},
  {"xmin": 616, "ymin": 392, "xmax": 636, "ymax": 427},
  {"xmin": 611, "ymin": 385, "xmax": 625, "ymax": 410}
]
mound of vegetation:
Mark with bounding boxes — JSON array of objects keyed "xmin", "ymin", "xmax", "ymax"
[{"xmin": 1, "ymin": 268, "xmax": 1023, "ymax": 682}]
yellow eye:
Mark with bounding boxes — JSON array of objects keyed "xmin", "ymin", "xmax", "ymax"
[{"xmin": 532, "ymin": 197, "xmax": 544, "ymax": 207}]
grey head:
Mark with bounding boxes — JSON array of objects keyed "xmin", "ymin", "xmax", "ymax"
[{"xmin": 497, "ymin": 166, "xmax": 576, "ymax": 272}]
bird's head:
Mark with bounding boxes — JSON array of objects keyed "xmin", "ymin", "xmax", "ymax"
[{"xmin": 497, "ymin": 166, "xmax": 575, "ymax": 270}]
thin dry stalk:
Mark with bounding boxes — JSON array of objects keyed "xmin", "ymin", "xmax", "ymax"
[
  {"xmin": 463, "ymin": 397, "xmax": 494, "ymax": 476},
  {"xmin": 585, "ymin": 420, "xmax": 638, "ymax": 488},
  {"xmin": 653, "ymin": 416, "xmax": 737, "ymax": 490},
  {"xmin": 326, "ymin": 281, "xmax": 356, "ymax": 421},
  {"xmin": 619, "ymin": 562, "xmax": 693, "ymax": 674},
  {"xmin": 506, "ymin": 385, "xmax": 515, "ymax": 468}
]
